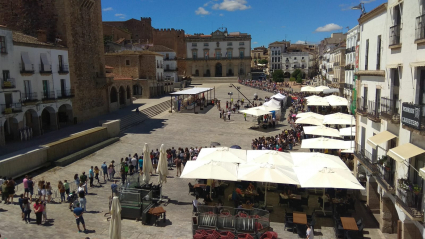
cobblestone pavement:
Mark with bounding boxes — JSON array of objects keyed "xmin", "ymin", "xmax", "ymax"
[{"xmin": 0, "ymin": 83, "xmax": 385, "ymax": 239}]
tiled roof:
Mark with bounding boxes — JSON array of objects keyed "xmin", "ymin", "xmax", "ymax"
[
  {"xmin": 12, "ymin": 31, "xmax": 64, "ymax": 47},
  {"xmin": 105, "ymin": 65, "xmax": 114, "ymax": 69},
  {"xmin": 106, "ymin": 73, "xmax": 133, "ymax": 80},
  {"xmin": 105, "ymin": 50, "xmax": 163, "ymax": 57},
  {"xmin": 146, "ymin": 45, "xmax": 174, "ymax": 52}
]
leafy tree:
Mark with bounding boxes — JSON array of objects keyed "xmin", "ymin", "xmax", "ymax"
[
  {"xmin": 290, "ymin": 77, "xmax": 296, "ymax": 81},
  {"xmin": 291, "ymin": 69, "xmax": 302, "ymax": 78},
  {"xmin": 258, "ymin": 59, "xmax": 268, "ymax": 65},
  {"xmin": 296, "ymin": 74, "xmax": 303, "ymax": 84},
  {"xmin": 272, "ymin": 70, "xmax": 284, "ymax": 82}
]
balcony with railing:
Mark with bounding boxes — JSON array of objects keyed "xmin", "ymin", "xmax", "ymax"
[
  {"xmin": 1, "ymin": 78, "xmax": 16, "ymax": 89},
  {"xmin": 344, "ymin": 83, "xmax": 353, "ymax": 90},
  {"xmin": 21, "ymin": 92, "xmax": 38, "ymax": 103},
  {"xmin": 164, "ymin": 67, "xmax": 178, "ymax": 72},
  {"xmin": 357, "ymin": 97, "xmax": 368, "ymax": 115},
  {"xmin": 41, "ymin": 91, "xmax": 56, "ymax": 101},
  {"xmin": 367, "ymin": 100, "xmax": 381, "ymax": 122},
  {"xmin": 164, "ymin": 57, "xmax": 177, "ymax": 61},
  {"xmin": 20, "ymin": 63, "xmax": 35, "ymax": 74},
  {"xmin": 0, "ymin": 103, "xmax": 22, "ymax": 114},
  {"xmin": 395, "ymin": 174, "xmax": 424, "ymax": 221},
  {"xmin": 344, "ymin": 64, "xmax": 354, "ymax": 71},
  {"xmin": 58, "ymin": 64, "xmax": 69, "ymax": 73},
  {"xmin": 39, "ymin": 64, "xmax": 52, "ymax": 73},
  {"xmin": 415, "ymin": 14, "xmax": 425, "ymax": 42},
  {"xmin": 334, "ymin": 62, "xmax": 340, "ymax": 66},
  {"xmin": 57, "ymin": 89, "xmax": 75, "ymax": 99},
  {"xmin": 380, "ymin": 97, "xmax": 400, "ymax": 124},
  {"xmin": 389, "ymin": 24, "xmax": 401, "ymax": 47}
]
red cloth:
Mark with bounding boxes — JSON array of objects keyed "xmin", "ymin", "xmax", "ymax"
[{"xmin": 236, "ymin": 188, "xmax": 242, "ymax": 194}]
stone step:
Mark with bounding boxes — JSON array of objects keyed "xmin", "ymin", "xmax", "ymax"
[{"xmin": 120, "ymin": 100, "xmax": 171, "ymax": 131}]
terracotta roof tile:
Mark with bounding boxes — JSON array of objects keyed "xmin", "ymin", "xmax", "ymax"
[
  {"xmin": 12, "ymin": 31, "xmax": 64, "ymax": 47},
  {"xmin": 146, "ymin": 45, "xmax": 174, "ymax": 52}
]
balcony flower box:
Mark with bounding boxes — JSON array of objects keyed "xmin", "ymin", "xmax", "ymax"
[{"xmin": 398, "ymin": 178, "xmax": 413, "ymax": 193}]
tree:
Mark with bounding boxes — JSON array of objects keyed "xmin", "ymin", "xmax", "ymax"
[
  {"xmin": 296, "ymin": 74, "xmax": 303, "ymax": 84},
  {"xmin": 258, "ymin": 59, "xmax": 268, "ymax": 65},
  {"xmin": 272, "ymin": 70, "xmax": 284, "ymax": 82},
  {"xmin": 290, "ymin": 77, "xmax": 296, "ymax": 81},
  {"xmin": 283, "ymin": 71, "xmax": 291, "ymax": 78}
]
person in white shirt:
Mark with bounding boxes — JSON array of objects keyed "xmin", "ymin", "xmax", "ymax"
[
  {"xmin": 192, "ymin": 195, "xmax": 199, "ymax": 213},
  {"xmin": 306, "ymin": 223, "xmax": 314, "ymax": 239}
]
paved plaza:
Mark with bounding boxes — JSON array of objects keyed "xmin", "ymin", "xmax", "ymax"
[{"xmin": 0, "ymin": 82, "xmax": 388, "ymax": 239}]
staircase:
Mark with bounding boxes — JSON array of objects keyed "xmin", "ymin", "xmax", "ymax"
[
  {"xmin": 120, "ymin": 101, "xmax": 171, "ymax": 131},
  {"xmin": 191, "ymin": 76, "xmax": 238, "ymax": 83}
]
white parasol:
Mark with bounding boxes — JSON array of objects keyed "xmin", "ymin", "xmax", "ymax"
[
  {"xmin": 295, "ymin": 116, "xmax": 324, "ymax": 126},
  {"xmin": 109, "ymin": 196, "xmax": 122, "ymax": 239},
  {"xmin": 157, "ymin": 144, "xmax": 168, "ymax": 184},
  {"xmin": 301, "ymin": 137, "xmax": 350, "ymax": 149},
  {"xmin": 142, "ymin": 143, "xmax": 153, "ymax": 184},
  {"xmin": 303, "ymin": 125, "xmax": 342, "ymax": 138}
]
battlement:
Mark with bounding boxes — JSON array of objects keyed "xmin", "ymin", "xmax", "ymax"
[
  {"xmin": 141, "ymin": 17, "xmax": 151, "ymax": 20},
  {"xmin": 154, "ymin": 28, "xmax": 184, "ymax": 34}
]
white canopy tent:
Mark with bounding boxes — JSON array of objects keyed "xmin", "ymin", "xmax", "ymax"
[
  {"xmin": 307, "ymin": 98, "xmax": 329, "ymax": 106},
  {"xmin": 339, "ymin": 127, "xmax": 356, "ymax": 137},
  {"xmin": 240, "ymin": 108, "xmax": 272, "ymax": 117},
  {"xmin": 301, "ymin": 137, "xmax": 350, "ymax": 149},
  {"xmin": 180, "ymin": 160, "xmax": 238, "ymax": 181},
  {"xmin": 303, "ymin": 125, "xmax": 342, "ymax": 138},
  {"xmin": 316, "ymin": 86, "xmax": 330, "ymax": 91},
  {"xmin": 295, "ymin": 116, "xmax": 323, "ymax": 126},
  {"xmin": 325, "ymin": 96, "xmax": 349, "ymax": 107},
  {"xmin": 323, "ymin": 113, "xmax": 355, "ymax": 125},
  {"xmin": 301, "ymin": 86, "xmax": 320, "ymax": 92},
  {"xmin": 291, "ymin": 152, "xmax": 349, "ymax": 170},
  {"xmin": 296, "ymin": 112, "xmax": 324, "ymax": 119},
  {"xmin": 247, "ymin": 150, "xmax": 293, "ymax": 166}
]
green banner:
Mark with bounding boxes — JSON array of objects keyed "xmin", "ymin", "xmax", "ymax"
[{"xmin": 351, "ymin": 88, "xmax": 357, "ymax": 115}]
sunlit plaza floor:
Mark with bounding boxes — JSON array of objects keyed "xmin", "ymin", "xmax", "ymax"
[{"xmin": 0, "ymin": 82, "xmax": 388, "ymax": 239}]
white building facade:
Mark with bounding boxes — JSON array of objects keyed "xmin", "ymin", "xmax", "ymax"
[
  {"xmin": 0, "ymin": 28, "xmax": 73, "ymax": 146},
  {"xmin": 149, "ymin": 45, "xmax": 178, "ymax": 82},
  {"xmin": 355, "ymin": 1, "xmax": 425, "ymax": 238},
  {"xmin": 282, "ymin": 52, "xmax": 310, "ymax": 74},
  {"xmin": 268, "ymin": 41, "xmax": 288, "ymax": 72},
  {"xmin": 185, "ymin": 29, "xmax": 251, "ymax": 77},
  {"xmin": 344, "ymin": 25, "xmax": 360, "ymax": 100}
]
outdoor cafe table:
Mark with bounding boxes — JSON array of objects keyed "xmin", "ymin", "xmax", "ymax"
[
  {"xmin": 340, "ymin": 217, "xmax": 358, "ymax": 231},
  {"xmin": 149, "ymin": 207, "xmax": 167, "ymax": 225},
  {"xmin": 293, "ymin": 212, "xmax": 307, "ymax": 225},
  {"xmin": 194, "ymin": 184, "xmax": 207, "ymax": 188},
  {"xmin": 289, "ymin": 194, "xmax": 301, "ymax": 200}
]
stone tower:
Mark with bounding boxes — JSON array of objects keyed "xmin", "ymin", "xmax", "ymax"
[{"xmin": 0, "ymin": 0, "xmax": 109, "ymax": 122}]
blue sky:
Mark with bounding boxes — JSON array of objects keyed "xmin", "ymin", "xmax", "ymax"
[{"xmin": 102, "ymin": 0, "xmax": 386, "ymax": 48}]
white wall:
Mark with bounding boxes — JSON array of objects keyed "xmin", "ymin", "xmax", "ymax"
[{"xmin": 186, "ymin": 40, "xmax": 251, "ymax": 59}]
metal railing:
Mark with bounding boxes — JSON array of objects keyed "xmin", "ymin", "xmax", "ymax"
[
  {"xmin": 367, "ymin": 100, "xmax": 380, "ymax": 121},
  {"xmin": 1, "ymin": 78, "xmax": 16, "ymax": 89},
  {"xmin": 164, "ymin": 68, "xmax": 178, "ymax": 72},
  {"xmin": 1, "ymin": 103, "xmax": 22, "ymax": 114},
  {"xmin": 327, "ymin": 68, "xmax": 333, "ymax": 73},
  {"xmin": 39, "ymin": 64, "xmax": 52, "ymax": 73},
  {"xmin": 187, "ymin": 56, "xmax": 251, "ymax": 61},
  {"xmin": 380, "ymin": 97, "xmax": 400, "ymax": 123},
  {"xmin": 41, "ymin": 91, "xmax": 56, "ymax": 100},
  {"xmin": 21, "ymin": 92, "xmax": 38, "ymax": 103},
  {"xmin": 19, "ymin": 63, "xmax": 35, "ymax": 73},
  {"xmin": 344, "ymin": 83, "xmax": 353, "ymax": 90},
  {"xmin": 334, "ymin": 62, "xmax": 340, "ymax": 66},
  {"xmin": 57, "ymin": 89, "xmax": 75, "ymax": 98},
  {"xmin": 357, "ymin": 97, "xmax": 368, "ymax": 114},
  {"xmin": 415, "ymin": 14, "xmax": 425, "ymax": 41},
  {"xmin": 344, "ymin": 65, "xmax": 354, "ymax": 70},
  {"xmin": 389, "ymin": 24, "xmax": 401, "ymax": 46},
  {"xmin": 58, "ymin": 64, "xmax": 69, "ymax": 73},
  {"xmin": 164, "ymin": 57, "xmax": 177, "ymax": 61}
]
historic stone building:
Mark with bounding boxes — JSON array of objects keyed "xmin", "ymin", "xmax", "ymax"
[
  {"xmin": 102, "ymin": 17, "xmax": 187, "ymax": 75},
  {"xmin": 0, "ymin": 0, "xmax": 111, "ymax": 122},
  {"xmin": 185, "ymin": 28, "xmax": 251, "ymax": 78}
]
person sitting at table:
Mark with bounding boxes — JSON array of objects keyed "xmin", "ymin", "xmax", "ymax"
[
  {"xmin": 203, "ymin": 194, "xmax": 212, "ymax": 204},
  {"xmin": 236, "ymin": 187, "xmax": 243, "ymax": 195},
  {"xmin": 323, "ymin": 194, "xmax": 331, "ymax": 208},
  {"xmin": 246, "ymin": 183, "xmax": 255, "ymax": 192},
  {"xmin": 245, "ymin": 200, "xmax": 254, "ymax": 207},
  {"xmin": 280, "ymin": 192, "xmax": 289, "ymax": 199},
  {"xmin": 193, "ymin": 195, "xmax": 200, "ymax": 213}
]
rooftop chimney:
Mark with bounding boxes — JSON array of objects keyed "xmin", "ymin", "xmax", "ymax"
[{"xmin": 37, "ymin": 30, "xmax": 47, "ymax": 43}]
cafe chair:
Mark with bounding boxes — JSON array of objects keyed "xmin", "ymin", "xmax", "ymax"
[
  {"xmin": 301, "ymin": 196, "xmax": 309, "ymax": 207},
  {"xmin": 188, "ymin": 183, "xmax": 195, "ymax": 195},
  {"xmin": 278, "ymin": 195, "xmax": 289, "ymax": 206},
  {"xmin": 284, "ymin": 215, "xmax": 294, "ymax": 232},
  {"xmin": 296, "ymin": 224, "xmax": 307, "ymax": 238},
  {"xmin": 358, "ymin": 223, "xmax": 364, "ymax": 238},
  {"xmin": 333, "ymin": 220, "xmax": 344, "ymax": 238},
  {"xmin": 356, "ymin": 218, "xmax": 363, "ymax": 227},
  {"xmin": 310, "ymin": 218, "xmax": 316, "ymax": 233}
]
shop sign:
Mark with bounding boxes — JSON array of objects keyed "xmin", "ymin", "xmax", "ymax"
[{"xmin": 401, "ymin": 103, "xmax": 422, "ymax": 129}]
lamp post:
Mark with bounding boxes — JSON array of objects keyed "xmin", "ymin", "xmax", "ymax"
[
  {"xmin": 236, "ymin": 87, "xmax": 240, "ymax": 102},
  {"xmin": 228, "ymin": 92, "xmax": 233, "ymax": 103}
]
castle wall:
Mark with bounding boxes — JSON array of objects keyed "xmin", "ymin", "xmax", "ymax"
[{"xmin": 103, "ymin": 24, "xmax": 131, "ymax": 42}]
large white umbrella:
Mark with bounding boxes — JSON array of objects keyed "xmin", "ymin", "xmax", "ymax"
[
  {"xmin": 307, "ymin": 98, "xmax": 329, "ymax": 106},
  {"xmin": 290, "ymin": 152, "xmax": 348, "ymax": 170},
  {"xmin": 323, "ymin": 112, "xmax": 355, "ymax": 125},
  {"xmin": 197, "ymin": 147, "xmax": 247, "ymax": 164},
  {"xmin": 339, "ymin": 126, "xmax": 356, "ymax": 137},
  {"xmin": 256, "ymin": 105, "xmax": 281, "ymax": 111},
  {"xmin": 295, "ymin": 116, "xmax": 323, "ymax": 126},
  {"xmin": 301, "ymin": 86, "xmax": 320, "ymax": 92},
  {"xmin": 157, "ymin": 144, "xmax": 168, "ymax": 184},
  {"xmin": 303, "ymin": 125, "xmax": 342, "ymax": 138},
  {"xmin": 305, "ymin": 95, "xmax": 322, "ymax": 100},
  {"xmin": 142, "ymin": 143, "xmax": 153, "ymax": 184},
  {"xmin": 247, "ymin": 150, "xmax": 293, "ymax": 166},
  {"xmin": 325, "ymin": 96, "xmax": 349, "ymax": 107},
  {"xmin": 240, "ymin": 108, "xmax": 271, "ymax": 116},
  {"xmin": 238, "ymin": 163, "xmax": 300, "ymax": 205},
  {"xmin": 180, "ymin": 160, "xmax": 238, "ymax": 181},
  {"xmin": 316, "ymin": 86, "xmax": 330, "ymax": 91},
  {"xmin": 296, "ymin": 112, "xmax": 324, "ymax": 119},
  {"xmin": 294, "ymin": 167, "xmax": 364, "ymax": 190},
  {"xmin": 301, "ymin": 137, "xmax": 349, "ymax": 149},
  {"xmin": 109, "ymin": 196, "xmax": 122, "ymax": 239}
]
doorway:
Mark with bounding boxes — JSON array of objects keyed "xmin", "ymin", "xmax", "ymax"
[{"xmin": 215, "ymin": 63, "xmax": 222, "ymax": 77}]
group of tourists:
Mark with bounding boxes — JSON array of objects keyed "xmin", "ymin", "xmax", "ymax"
[{"xmin": 251, "ymin": 126, "xmax": 305, "ymax": 151}]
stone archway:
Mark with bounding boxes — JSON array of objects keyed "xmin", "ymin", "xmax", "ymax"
[
  {"xmin": 126, "ymin": 86, "xmax": 131, "ymax": 99},
  {"xmin": 195, "ymin": 69, "xmax": 199, "ymax": 76},
  {"xmin": 205, "ymin": 69, "xmax": 211, "ymax": 77},
  {"xmin": 215, "ymin": 63, "xmax": 222, "ymax": 77},
  {"xmin": 3, "ymin": 117, "xmax": 19, "ymax": 142},
  {"xmin": 227, "ymin": 68, "xmax": 233, "ymax": 76},
  {"xmin": 119, "ymin": 86, "xmax": 125, "ymax": 105},
  {"xmin": 58, "ymin": 104, "xmax": 73, "ymax": 126},
  {"xmin": 23, "ymin": 109, "xmax": 40, "ymax": 136},
  {"xmin": 239, "ymin": 67, "xmax": 244, "ymax": 75},
  {"xmin": 110, "ymin": 86, "xmax": 118, "ymax": 103},
  {"xmin": 41, "ymin": 106, "xmax": 57, "ymax": 132}
]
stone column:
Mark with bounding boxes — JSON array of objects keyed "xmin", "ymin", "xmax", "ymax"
[
  {"xmin": 0, "ymin": 125, "xmax": 5, "ymax": 146},
  {"xmin": 367, "ymin": 180, "xmax": 380, "ymax": 211},
  {"xmin": 51, "ymin": 112, "xmax": 58, "ymax": 130},
  {"xmin": 380, "ymin": 196, "xmax": 394, "ymax": 233},
  {"xmin": 402, "ymin": 221, "xmax": 421, "ymax": 239}
]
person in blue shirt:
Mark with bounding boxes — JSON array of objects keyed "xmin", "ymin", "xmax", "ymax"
[
  {"xmin": 111, "ymin": 181, "xmax": 118, "ymax": 197},
  {"xmin": 88, "ymin": 167, "xmax": 94, "ymax": 187},
  {"xmin": 73, "ymin": 207, "xmax": 86, "ymax": 233},
  {"xmin": 138, "ymin": 156, "xmax": 143, "ymax": 173},
  {"xmin": 101, "ymin": 162, "xmax": 108, "ymax": 182}
]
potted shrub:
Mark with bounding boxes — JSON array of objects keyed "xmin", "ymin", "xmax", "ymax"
[
  {"xmin": 398, "ymin": 178, "xmax": 413, "ymax": 192},
  {"xmin": 378, "ymin": 155, "xmax": 388, "ymax": 166},
  {"xmin": 413, "ymin": 185, "xmax": 422, "ymax": 195}
]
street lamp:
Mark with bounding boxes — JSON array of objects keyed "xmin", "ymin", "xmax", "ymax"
[
  {"xmin": 228, "ymin": 92, "xmax": 233, "ymax": 103},
  {"xmin": 351, "ymin": 3, "xmax": 366, "ymax": 16},
  {"xmin": 236, "ymin": 87, "xmax": 240, "ymax": 101}
]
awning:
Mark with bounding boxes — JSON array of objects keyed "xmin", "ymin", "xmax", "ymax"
[
  {"xmin": 40, "ymin": 53, "xmax": 51, "ymax": 71},
  {"xmin": 169, "ymin": 87, "xmax": 213, "ymax": 95},
  {"xmin": 386, "ymin": 63, "xmax": 401, "ymax": 68},
  {"xmin": 367, "ymin": 131, "xmax": 397, "ymax": 149},
  {"xmin": 21, "ymin": 52, "xmax": 32, "ymax": 69},
  {"xmin": 387, "ymin": 143, "xmax": 425, "ymax": 162},
  {"xmin": 410, "ymin": 61, "xmax": 425, "ymax": 67},
  {"xmin": 420, "ymin": 167, "xmax": 425, "ymax": 179}
]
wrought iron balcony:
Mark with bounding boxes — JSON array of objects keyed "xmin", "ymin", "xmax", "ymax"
[
  {"xmin": 367, "ymin": 100, "xmax": 381, "ymax": 122},
  {"xmin": 380, "ymin": 97, "xmax": 400, "ymax": 123},
  {"xmin": 389, "ymin": 24, "xmax": 401, "ymax": 46},
  {"xmin": 345, "ymin": 64, "xmax": 354, "ymax": 70},
  {"xmin": 164, "ymin": 67, "xmax": 178, "ymax": 72},
  {"xmin": 39, "ymin": 64, "xmax": 52, "ymax": 73},
  {"xmin": 1, "ymin": 78, "xmax": 16, "ymax": 89},
  {"xmin": 0, "ymin": 103, "xmax": 22, "ymax": 114},
  {"xmin": 395, "ymin": 173, "xmax": 424, "ymax": 221},
  {"xmin": 164, "ymin": 57, "xmax": 177, "ymax": 61},
  {"xmin": 41, "ymin": 91, "xmax": 56, "ymax": 100},
  {"xmin": 21, "ymin": 92, "xmax": 38, "ymax": 103},
  {"xmin": 357, "ymin": 97, "xmax": 368, "ymax": 115},
  {"xmin": 57, "ymin": 89, "xmax": 75, "ymax": 99},
  {"xmin": 58, "ymin": 64, "xmax": 69, "ymax": 73},
  {"xmin": 20, "ymin": 63, "xmax": 35, "ymax": 73},
  {"xmin": 334, "ymin": 62, "xmax": 340, "ymax": 66},
  {"xmin": 415, "ymin": 14, "xmax": 425, "ymax": 41}
]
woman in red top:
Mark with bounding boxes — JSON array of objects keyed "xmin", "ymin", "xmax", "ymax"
[{"xmin": 33, "ymin": 199, "xmax": 44, "ymax": 225}]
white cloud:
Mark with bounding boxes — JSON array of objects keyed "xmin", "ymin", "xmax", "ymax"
[
  {"xmin": 253, "ymin": 42, "xmax": 258, "ymax": 44},
  {"xmin": 315, "ymin": 23, "xmax": 343, "ymax": 32},
  {"xmin": 115, "ymin": 13, "xmax": 125, "ymax": 17},
  {"xmin": 195, "ymin": 7, "xmax": 210, "ymax": 15},
  {"xmin": 361, "ymin": 0, "xmax": 376, "ymax": 3},
  {"xmin": 219, "ymin": 13, "xmax": 224, "ymax": 16},
  {"xmin": 212, "ymin": 0, "xmax": 251, "ymax": 11},
  {"xmin": 103, "ymin": 7, "xmax": 113, "ymax": 12},
  {"xmin": 295, "ymin": 40, "xmax": 306, "ymax": 44}
]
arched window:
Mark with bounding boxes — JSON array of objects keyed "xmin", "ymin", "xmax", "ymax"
[
  {"xmin": 127, "ymin": 86, "xmax": 131, "ymax": 99},
  {"xmin": 110, "ymin": 87, "xmax": 118, "ymax": 103}
]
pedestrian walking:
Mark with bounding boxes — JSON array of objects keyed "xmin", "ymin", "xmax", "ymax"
[
  {"xmin": 111, "ymin": 181, "xmax": 118, "ymax": 197},
  {"xmin": 101, "ymin": 162, "xmax": 108, "ymax": 182},
  {"xmin": 23, "ymin": 175, "xmax": 29, "ymax": 198},
  {"xmin": 73, "ymin": 206, "xmax": 87, "ymax": 233},
  {"xmin": 78, "ymin": 189, "xmax": 87, "ymax": 212},
  {"xmin": 18, "ymin": 194, "xmax": 25, "ymax": 220},
  {"xmin": 227, "ymin": 111, "xmax": 231, "ymax": 120},
  {"xmin": 64, "ymin": 180, "xmax": 70, "ymax": 196},
  {"xmin": 108, "ymin": 164, "xmax": 114, "ymax": 181},
  {"xmin": 33, "ymin": 199, "xmax": 44, "ymax": 225},
  {"xmin": 1, "ymin": 178, "xmax": 7, "ymax": 204},
  {"xmin": 94, "ymin": 166, "xmax": 100, "ymax": 185},
  {"xmin": 22, "ymin": 198, "xmax": 31, "ymax": 223},
  {"xmin": 88, "ymin": 167, "xmax": 94, "ymax": 187},
  {"xmin": 244, "ymin": 113, "xmax": 247, "ymax": 121},
  {"xmin": 27, "ymin": 177, "xmax": 34, "ymax": 202},
  {"xmin": 46, "ymin": 182, "xmax": 52, "ymax": 203},
  {"xmin": 80, "ymin": 172, "xmax": 88, "ymax": 194},
  {"xmin": 6, "ymin": 178, "xmax": 15, "ymax": 204},
  {"xmin": 58, "ymin": 181, "xmax": 66, "ymax": 202}
]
